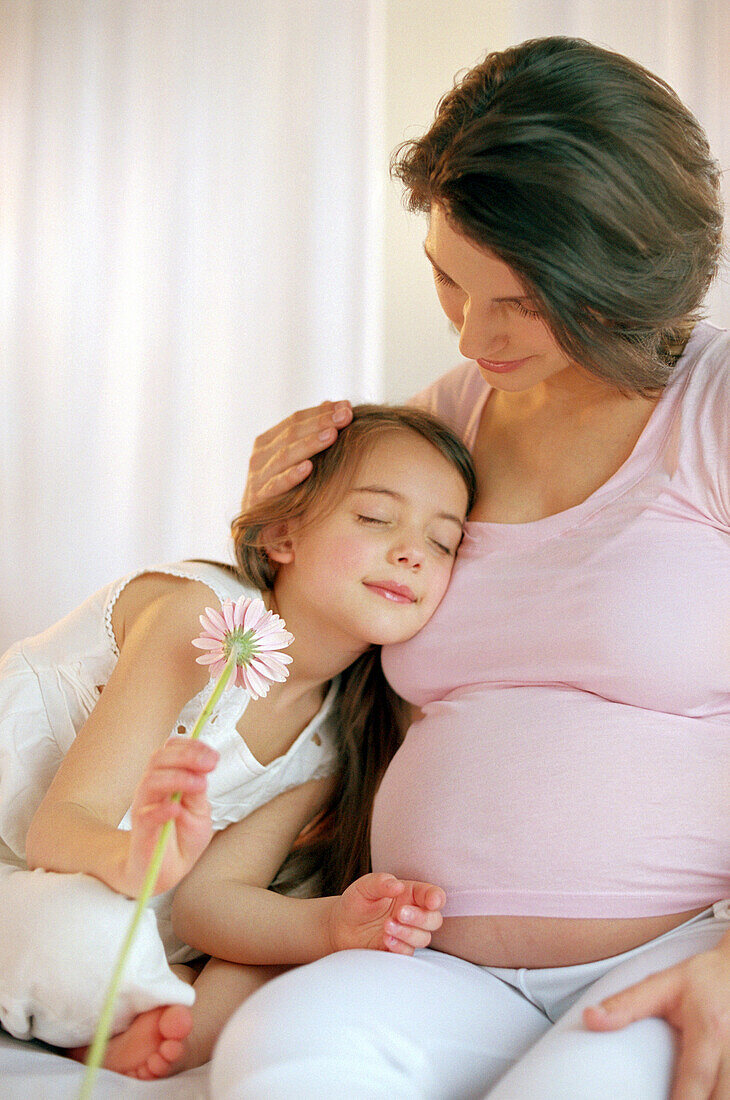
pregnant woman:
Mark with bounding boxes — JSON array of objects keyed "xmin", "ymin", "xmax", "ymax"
[{"xmin": 210, "ymin": 36, "xmax": 730, "ymax": 1100}]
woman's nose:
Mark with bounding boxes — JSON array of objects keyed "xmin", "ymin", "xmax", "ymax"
[{"xmin": 458, "ymin": 300, "xmax": 508, "ymax": 361}]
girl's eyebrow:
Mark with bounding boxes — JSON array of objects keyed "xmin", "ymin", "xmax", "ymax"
[
  {"xmin": 422, "ymin": 242, "xmax": 533, "ymax": 305},
  {"xmin": 350, "ymin": 485, "xmax": 464, "ymax": 528}
]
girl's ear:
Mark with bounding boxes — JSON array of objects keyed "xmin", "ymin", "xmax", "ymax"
[{"xmin": 262, "ymin": 520, "xmax": 296, "ymax": 564}]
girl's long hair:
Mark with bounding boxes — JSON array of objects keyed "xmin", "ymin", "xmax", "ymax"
[{"xmin": 230, "ymin": 405, "xmax": 476, "ymax": 895}]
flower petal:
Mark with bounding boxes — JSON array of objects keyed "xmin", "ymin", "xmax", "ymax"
[
  {"xmin": 195, "ymin": 651, "xmax": 224, "ymax": 666},
  {"xmin": 200, "ymin": 607, "xmax": 228, "ymax": 636},
  {"xmin": 191, "ymin": 636, "xmax": 225, "ymax": 651},
  {"xmin": 222, "ymin": 600, "xmax": 236, "ymax": 633}
]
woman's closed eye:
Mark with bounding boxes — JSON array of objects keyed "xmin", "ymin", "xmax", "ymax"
[
  {"xmin": 433, "ymin": 268, "xmax": 540, "ymax": 320},
  {"xmin": 433, "ymin": 268, "xmax": 458, "ymax": 289},
  {"xmin": 512, "ymin": 301, "xmax": 541, "ymax": 319}
]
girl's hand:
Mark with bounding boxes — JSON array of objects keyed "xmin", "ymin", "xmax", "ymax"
[
  {"xmin": 242, "ymin": 400, "xmax": 353, "ymax": 509},
  {"xmin": 123, "ymin": 738, "xmax": 219, "ymax": 898},
  {"xmin": 583, "ymin": 937, "xmax": 730, "ymax": 1100},
  {"xmin": 328, "ymin": 871, "xmax": 445, "ymax": 956}
]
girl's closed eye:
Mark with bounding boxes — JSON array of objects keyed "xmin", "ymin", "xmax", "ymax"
[
  {"xmin": 356, "ymin": 513, "xmax": 389, "ymax": 526},
  {"xmin": 429, "ymin": 535, "xmax": 458, "ymax": 557}
]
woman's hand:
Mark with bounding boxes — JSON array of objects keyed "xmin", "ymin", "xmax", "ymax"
[
  {"xmin": 583, "ymin": 935, "xmax": 730, "ymax": 1099},
  {"xmin": 123, "ymin": 737, "xmax": 219, "ymax": 898},
  {"xmin": 327, "ymin": 871, "xmax": 445, "ymax": 956},
  {"xmin": 242, "ymin": 400, "xmax": 352, "ymax": 509}
]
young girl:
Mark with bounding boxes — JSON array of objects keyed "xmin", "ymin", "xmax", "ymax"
[{"xmin": 0, "ymin": 404, "xmax": 474, "ymax": 1079}]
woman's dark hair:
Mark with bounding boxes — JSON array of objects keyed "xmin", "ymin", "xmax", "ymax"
[
  {"xmin": 392, "ymin": 36, "xmax": 724, "ymax": 395},
  {"xmin": 231, "ymin": 404, "xmax": 476, "ymax": 895}
]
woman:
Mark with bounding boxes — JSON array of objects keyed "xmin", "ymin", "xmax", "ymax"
[{"xmin": 210, "ymin": 37, "xmax": 730, "ymax": 1099}]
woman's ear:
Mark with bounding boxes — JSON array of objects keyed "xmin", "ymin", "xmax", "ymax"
[{"xmin": 262, "ymin": 520, "xmax": 296, "ymax": 564}]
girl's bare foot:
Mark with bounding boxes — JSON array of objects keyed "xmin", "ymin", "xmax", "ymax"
[{"xmin": 69, "ymin": 1004, "xmax": 193, "ymax": 1080}]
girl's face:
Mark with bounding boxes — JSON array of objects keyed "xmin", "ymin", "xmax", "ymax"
[
  {"xmin": 276, "ymin": 429, "xmax": 469, "ymax": 650},
  {"xmin": 425, "ymin": 203, "xmax": 578, "ymax": 392}
]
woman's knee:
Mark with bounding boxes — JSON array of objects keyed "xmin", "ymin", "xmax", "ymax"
[
  {"xmin": 486, "ymin": 1017, "xmax": 675, "ymax": 1100},
  {"xmin": 211, "ymin": 952, "xmax": 421, "ymax": 1098}
]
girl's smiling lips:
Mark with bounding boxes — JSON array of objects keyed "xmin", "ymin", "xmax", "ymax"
[{"xmin": 364, "ymin": 581, "xmax": 417, "ymax": 603}]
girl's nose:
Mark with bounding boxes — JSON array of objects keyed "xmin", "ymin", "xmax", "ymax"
[
  {"xmin": 387, "ymin": 540, "xmax": 425, "ymax": 570},
  {"xmin": 458, "ymin": 300, "xmax": 508, "ymax": 361}
]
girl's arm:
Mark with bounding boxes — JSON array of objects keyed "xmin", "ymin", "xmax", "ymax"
[
  {"xmin": 25, "ymin": 578, "xmax": 216, "ymax": 896},
  {"xmin": 171, "ymin": 780, "xmax": 444, "ymax": 965}
]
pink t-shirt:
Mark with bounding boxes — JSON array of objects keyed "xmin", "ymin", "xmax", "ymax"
[{"xmin": 372, "ymin": 322, "xmax": 730, "ymax": 918}]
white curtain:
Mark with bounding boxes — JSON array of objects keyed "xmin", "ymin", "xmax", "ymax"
[{"xmin": 0, "ymin": 0, "xmax": 385, "ymax": 650}]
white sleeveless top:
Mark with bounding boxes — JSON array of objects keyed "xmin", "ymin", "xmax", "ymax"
[{"xmin": 0, "ymin": 561, "xmax": 339, "ymax": 959}]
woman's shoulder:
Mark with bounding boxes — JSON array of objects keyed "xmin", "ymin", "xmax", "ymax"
[
  {"xmin": 674, "ymin": 322, "xmax": 730, "ymax": 525},
  {"xmin": 676, "ymin": 322, "xmax": 730, "ymax": 423}
]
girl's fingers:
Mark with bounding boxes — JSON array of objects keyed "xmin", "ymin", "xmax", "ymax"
[
  {"xmin": 393, "ymin": 904, "xmax": 443, "ymax": 933},
  {"xmin": 151, "ymin": 739, "xmax": 219, "ymax": 772},
  {"xmin": 408, "ymin": 882, "xmax": 447, "ymax": 911},
  {"xmin": 137, "ymin": 767, "xmax": 209, "ymax": 802},
  {"xmin": 384, "ymin": 922, "xmax": 433, "ymax": 952},
  {"xmin": 358, "ymin": 872, "xmax": 404, "ymax": 901}
]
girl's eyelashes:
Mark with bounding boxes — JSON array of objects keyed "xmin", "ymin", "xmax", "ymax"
[
  {"xmin": 430, "ymin": 538, "xmax": 454, "ymax": 556},
  {"xmin": 356, "ymin": 513, "xmax": 388, "ymax": 526},
  {"xmin": 356, "ymin": 514, "xmax": 458, "ymax": 556}
]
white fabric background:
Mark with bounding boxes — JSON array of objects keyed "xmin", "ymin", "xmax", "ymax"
[
  {"xmin": 2, "ymin": 0, "xmax": 728, "ymax": 651},
  {"xmin": 0, "ymin": 0, "xmax": 385, "ymax": 649}
]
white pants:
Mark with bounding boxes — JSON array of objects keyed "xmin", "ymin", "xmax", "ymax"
[
  {"xmin": 211, "ymin": 902, "xmax": 730, "ymax": 1099},
  {"xmin": 0, "ymin": 861, "xmax": 194, "ymax": 1047}
]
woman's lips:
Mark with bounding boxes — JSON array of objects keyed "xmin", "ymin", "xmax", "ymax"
[
  {"xmin": 477, "ymin": 356, "xmax": 532, "ymax": 374},
  {"xmin": 364, "ymin": 582, "xmax": 416, "ymax": 604}
]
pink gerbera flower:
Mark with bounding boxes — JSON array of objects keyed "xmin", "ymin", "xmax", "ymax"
[{"xmin": 191, "ymin": 596, "xmax": 293, "ymax": 699}]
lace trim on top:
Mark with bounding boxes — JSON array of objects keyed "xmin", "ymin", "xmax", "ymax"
[{"xmin": 102, "ymin": 561, "xmax": 241, "ymax": 658}]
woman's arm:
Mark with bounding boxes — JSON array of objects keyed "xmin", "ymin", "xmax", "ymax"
[
  {"xmin": 25, "ymin": 579, "xmax": 215, "ymax": 896},
  {"xmin": 172, "ymin": 780, "xmax": 444, "ymax": 965}
]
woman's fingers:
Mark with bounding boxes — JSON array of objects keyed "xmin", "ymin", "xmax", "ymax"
[
  {"xmin": 670, "ymin": 1018, "xmax": 720, "ymax": 1100},
  {"xmin": 249, "ymin": 401, "xmax": 352, "ymax": 454},
  {"xmin": 243, "ymin": 400, "xmax": 353, "ymax": 507}
]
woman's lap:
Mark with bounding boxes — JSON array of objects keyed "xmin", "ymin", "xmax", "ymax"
[{"xmin": 210, "ymin": 908, "xmax": 730, "ymax": 1100}]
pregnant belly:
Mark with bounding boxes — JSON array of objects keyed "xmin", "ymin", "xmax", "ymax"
[{"xmin": 430, "ymin": 908, "xmax": 706, "ymax": 968}]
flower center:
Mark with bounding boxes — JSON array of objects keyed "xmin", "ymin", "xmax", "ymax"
[{"xmin": 223, "ymin": 627, "xmax": 259, "ymax": 667}]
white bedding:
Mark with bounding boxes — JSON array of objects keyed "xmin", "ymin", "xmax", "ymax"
[{"xmin": 0, "ymin": 1029, "xmax": 210, "ymax": 1098}]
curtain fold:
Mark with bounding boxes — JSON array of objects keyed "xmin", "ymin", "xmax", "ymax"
[{"xmin": 1, "ymin": 0, "xmax": 384, "ymax": 649}]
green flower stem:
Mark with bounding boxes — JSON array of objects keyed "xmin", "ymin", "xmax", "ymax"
[{"xmin": 78, "ymin": 652, "xmax": 237, "ymax": 1100}]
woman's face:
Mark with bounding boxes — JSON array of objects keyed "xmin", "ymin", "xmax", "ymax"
[{"xmin": 425, "ymin": 204, "xmax": 578, "ymax": 392}]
